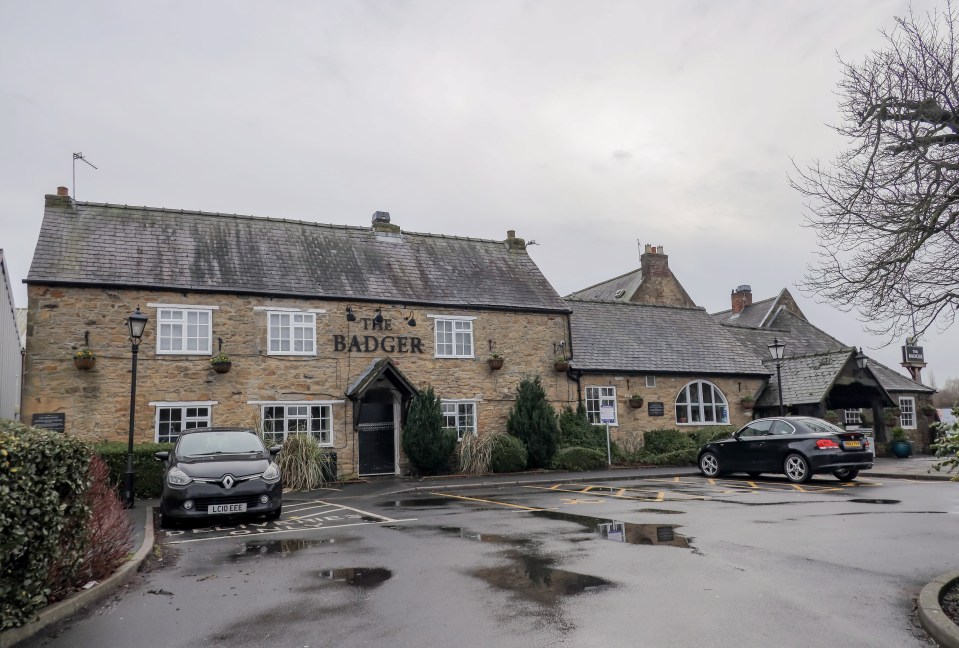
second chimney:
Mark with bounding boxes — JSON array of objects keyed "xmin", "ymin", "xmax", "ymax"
[{"xmin": 731, "ymin": 285, "xmax": 752, "ymax": 313}]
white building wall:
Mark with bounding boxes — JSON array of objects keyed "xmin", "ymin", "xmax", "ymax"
[{"xmin": 0, "ymin": 251, "xmax": 23, "ymax": 420}]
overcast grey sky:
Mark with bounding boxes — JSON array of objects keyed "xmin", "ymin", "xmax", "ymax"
[{"xmin": 1, "ymin": 0, "xmax": 953, "ymax": 383}]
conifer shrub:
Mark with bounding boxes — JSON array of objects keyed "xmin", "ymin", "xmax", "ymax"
[
  {"xmin": 551, "ymin": 446, "xmax": 607, "ymax": 471},
  {"xmin": 489, "ymin": 434, "xmax": 528, "ymax": 473},
  {"xmin": 403, "ymin": 386, "xmax": 457, "ymax": 474},
  {"xmin": 558, "ymin": 404, "xmax": 605, "ymax": 450},
  {"xmin": 506, "ymin": 375, "xmax": 560, "ymax": 469}
]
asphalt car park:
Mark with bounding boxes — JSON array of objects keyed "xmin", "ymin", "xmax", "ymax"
[{"xmin": 22, "ymin": 474, "xmax": 957, "ymax": 648}]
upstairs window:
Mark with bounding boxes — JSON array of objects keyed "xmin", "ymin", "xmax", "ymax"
[
  {"xmin": 153, "ymin": 402, "xmax": 213, "ymax": 443},
  {"xmin": 268, "ymin": 311, "xmax": 316, "ymax": 355},
  {"xmin": 675, "ymin": 381, "xmax": 729, "ymax": 425},
  {"xmin": 433, "ymin": 317, "xmax": 474, "ymax": 358},
  {"xmin": 157, "ymin": 307, "xmax": 213, "ymax": 354}
]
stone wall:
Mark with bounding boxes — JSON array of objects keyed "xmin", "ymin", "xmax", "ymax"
[
  {"xmin": 21, "ymin": 285, "xmax": 573, "ymax": 476},
  {"xmin": 578, "ymin": 374, "xmax": 765, "ymax": 448}
]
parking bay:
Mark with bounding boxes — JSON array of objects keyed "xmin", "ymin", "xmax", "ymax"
[{"xmin": 23, "ymin": 475, "xmax": 956, "ymax": 648}]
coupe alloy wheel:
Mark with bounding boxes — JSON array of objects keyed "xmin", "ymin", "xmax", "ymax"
[
  {"xmin": 699, "ymin": 452, "xmax": 720, "ymax": 477},
  {"xmin": 784, "ymin": 454, "xmax": 811, "ymax": 483}
]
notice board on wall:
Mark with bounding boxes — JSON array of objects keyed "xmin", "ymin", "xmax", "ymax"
[
  {"xmin": 647, "ymin": 402, "xmax": 665, "ymax": 417},
  {"xmin": 31, "ymin": 413, "xmax": 66, "ymax": 433}
]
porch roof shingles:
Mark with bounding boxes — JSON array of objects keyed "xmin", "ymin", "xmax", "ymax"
[
  {"xmin": 567, "ymin": 299, "xmax": 769, "ymax": 375},
  {"xmin": 755, "ymin": 351, "xmax": 850, "ymax": 407},
  {"xmin": 27, "ymin": 200, "xmax": 569, "ymax": 312}
]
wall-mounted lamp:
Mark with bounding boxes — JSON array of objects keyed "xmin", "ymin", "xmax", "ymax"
[
  {"xmin": 346, "ymin": 306, "xmax": 356, "ymax": 322},
  {"xmin": 405, "ymin": 310, "xmax": 416, "ymax": 327},
  {"xmin": 855, "ymin": 347, "xmax": 868, "ymax": 371},
  {"xmin": 373, "ymin": 307, "xmax": 384, "ymax": 325}
]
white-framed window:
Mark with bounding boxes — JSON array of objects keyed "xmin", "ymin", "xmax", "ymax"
[
  {"xmin": 442, "ymin": 400, "xmax": 478, "ymax": 440},
  {"xmin": 432, "ymin": 317, "xmax": 474, "ymax": 358},
  {"xmin": 261, "ymin": 403, "xmax": 332, "ymax": 445},
  {"xmin": 267, "ymin": 311, "xmax": 316, "ymax": 355},
  {"xmin": 899, "ymin": 397, "xmax": 916, "ymax": 429},
  {"xmin": 675, "ymin": 380, "xmax": 729, "ymax": 425},
  {"xmin": 645, "ymin": 376, "xmax": 656, "ymax": 388},
  {"xmin": 585, "ymin": 386, "xmax": 617, "ymax": 425},
  {"xmin": 844, "ymin": 409, "xmax": 862, "ymax": 426},
  {"xmin": 151, "ymin": 401, "xmax": 215, "ymax": 443},
  {"xmin": 155, "ymin": 307, "xmax": 213, "ymax": 355}
]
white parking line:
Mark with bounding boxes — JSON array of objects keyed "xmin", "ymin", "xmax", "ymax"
[{"xmin": 165, "ymin": 518, "xmax": 417, "ymax": 544}]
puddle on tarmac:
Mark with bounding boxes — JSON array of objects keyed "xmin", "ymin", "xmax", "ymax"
[
  {"xmin": 231, "ymin": 538, "xmax": 332, "ymax": 560},
  {"xmin": 471, "ymin": 552, "xmax": 611, "ymax": 605},
  {"xmin": 437, "ymin": 526, "xmax": 533, "ymax": 546},
  {"xmin": 848, "ymin": 499, "xmax": 901, "ymax": 505},
  {"xmin": 637, "ymin": 508, "xmax": 685, "ymax": 515},
  {"xmin": 386, "ymin": 498, "xmax": 456, "ymax": 508},
  {"xmin": 319, "ymin": 567, "xmax": 392, "ymax": 588},
  {"xmin": 532, "ymin": 510, "xmax": 690, "ymax": 548}
]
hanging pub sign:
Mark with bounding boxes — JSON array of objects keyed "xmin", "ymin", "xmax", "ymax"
[{"xmin": 902, "ymin": 345, "xmax": 924, "ymax": 363}]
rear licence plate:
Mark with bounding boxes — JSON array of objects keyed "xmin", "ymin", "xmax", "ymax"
[
  {"xmin": 208, "ymin": 503, "xmax": 247, "ymax": 514},
  {"xmin": 843, "ymin": 440, "xmax": 862, "ymax": 449}
]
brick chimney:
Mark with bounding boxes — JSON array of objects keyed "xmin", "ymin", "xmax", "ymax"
[
  {"xmin": 45, "ymin": 186, "xmax": 75, "ymax": 210},
  {"xmin": 371, "ymin": 211, "xmax": 400, "ymax": 233},
  {"xmin": 505, "ymin": 229, "xmax": 526, "ymax": 251},
  {"xmin": 57, "ymin": 186, "xmax": 68, "ymax": 196},
  {"xmin": 640, "ymin": 244, "xmax": 669, "ymax": 278},
  {"xmin": 731, "ymin": 285, "xmax": 752, "ymax": 313}
]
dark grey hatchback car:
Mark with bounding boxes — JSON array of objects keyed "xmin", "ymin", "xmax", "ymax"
[
  {"xmin": 155, "ymin": 427, "xmax": 282, "ymax": 527},
  {"xmin": 697, "ymin": 416, "xmax": 873, "ymax": 483}
]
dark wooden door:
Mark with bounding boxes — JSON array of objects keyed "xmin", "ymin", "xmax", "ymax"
[{"xmin": 358, "ymin": 401, "xmax": 395, "ymax": 475}]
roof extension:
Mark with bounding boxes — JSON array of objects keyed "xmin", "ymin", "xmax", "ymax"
[{"xmin": 27, "ymin": 197, "xmax": 569, "ymax": 313}]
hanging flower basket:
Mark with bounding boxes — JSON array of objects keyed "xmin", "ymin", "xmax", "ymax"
[
  {"xmin": 628, "ymin": 395, "xmax": 644, "ymax": 409},
  {"xmin": 210, "ymin": 352, "xmax": 232, "ymax": 374},
  {"xmin": 74, "ymin": 348, "xmax": 96, "ymax": 370},
  {"xmin": 920, "ymin": 403, "xmax": 936, "ymax": 417},
  {"xmin": 488, "ymin": 356, "xmax": 504, "ymax": 370},
  {"xmin": 740, "ymin": 397, "xmax": 755, "ymax": 409},
  {"xmin": 553, "ymin": 359, "xmax": 569, "ymax": 372}
]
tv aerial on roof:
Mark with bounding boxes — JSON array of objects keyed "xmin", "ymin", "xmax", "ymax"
[{"xmin": 72, "ymin": 152, "xmax": 98, "ymax": 199}]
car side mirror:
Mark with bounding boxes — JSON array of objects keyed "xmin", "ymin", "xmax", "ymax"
[
  {"xmin": 269, "ymin": 445, "xmax": 282, "ymax": 456},
  {"xmin": 154, "ymin": 451, "xmax": 170, "ymax": 462}
]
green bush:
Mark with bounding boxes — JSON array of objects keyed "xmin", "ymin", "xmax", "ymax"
[
  {"xmin": 94, "ymin": 441, "xmax": 174, "ymax": 499},
  {"xmin": 558, "ymin": 405, "xmax": 606, "ymax": 450},
  {"xmin": 687, "ymin": 426, "xmax": 736, "ymax": 447},
  {"xmin": 1, "ymin": 421, "xmax": 92, "ymax": 629},
  {"xmin": 637, "ymin": 448, "xmax": 698, "ymax": 466},
  {"xmin": 403, "ymin": 387, "xmax": 457, "ymax": 475},
  {"xmin": 932, "ymin": 407, "xmax": 959, "ymax": 480},
  {"xmin": 507, "ymin": 376, "xmax": 559, "ymax": 469},
  {"xmin": 489, "ymin": 434, "xmax": 528, "ymax": 473},
  {"xmin": 457, "ymin": 433, "xmax": 496, "ymax": 475},
  {"xmin": 642, "ymin": 429, "xmax": 695, "ymax": 455},
  {"xmin": 551, "ymin": 446, "xmax": 607, "ymax": 471}
]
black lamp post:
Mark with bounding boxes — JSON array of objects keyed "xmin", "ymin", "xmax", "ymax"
[
  {"xmin": 855, "ymin": 347, "xmax": 868, "ymax": 371},
  {"xmin": 123, "ymin": 306, "xmax": 149, "ymax": 509},
  {"xmin": 768, "ymin": 337, "xmax": 786, "ymax": 416}
]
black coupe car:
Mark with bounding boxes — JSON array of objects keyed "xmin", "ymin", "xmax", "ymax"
[
  {"xmin": 697, "ymin": 416, "xmax": 873, "ymax": 483},
  {"xmin": 155, "ymin": 427, "xmax": 283, "ymax": 527}
]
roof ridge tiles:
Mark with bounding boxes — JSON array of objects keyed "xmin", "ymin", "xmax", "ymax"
[
  {"xmin": 73, "ymin": 201, "xmax": 509, "ymax": 245},
  {"xmin": 566, "ymin": 267, "xmax": 641, "ymax": 296},
  {"xmin": 565, "ymin": 298, "xmax": 705, "ymax": 312}
]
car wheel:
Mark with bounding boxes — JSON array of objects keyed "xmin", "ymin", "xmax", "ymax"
[
  {"xmin": 699, "ymin": 452, "xmax": 721, "ymax": 477},
  {"xmin": 266, "ymin": 508, "xmax": 282, "ymax": 521},
  {"xmin": 832, "ymin": 468, "xmax": 859, "ymax": 482},
  {"xmin": 783, "ymin": 454, "xmax": 811, "ymax": 483},
  {"xmin": 747, "ymin": 472, "xmax": 761, "ymax": 478}
]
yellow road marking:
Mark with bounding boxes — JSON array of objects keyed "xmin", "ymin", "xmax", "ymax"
[
  {"xmin": 708, "ymin": 478, "xmax": 717, "ymax": 486},
  {"xmin": 427, "ymin": 491, "xmax": 542, "ymax": 511},
  {"xmin": 790, "ymin": 484, "xmax": 806, "ymax": 492},
  {"xmin": 561, "ymin": 498, "xmax": 603, "ymax": 505},
  {"xmin": 656, "ymin": 492, "xmax": 665, "ymax": 502},
  {"xmin": 746, "ymin": 481, "xmax": 758, "ymax": 488},
  {"xmin": 616, "ymin": 488, "xmax": 626, "ymax": 497},
  {"xmin": 581, "ymin": 486, "xmax": 595, "ymax": 493},
  {"xmin": 550, "ymin": 484, "xmax": 562, "ymax": 490}
]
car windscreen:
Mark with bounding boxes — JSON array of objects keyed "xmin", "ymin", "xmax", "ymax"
[
  {"xmin": 177, "ymin": 431, "xmax": 264, "ymax": 457},
  {"xmin": 801, "ymin": 419, "xmax": 846, "ymax": 435}
]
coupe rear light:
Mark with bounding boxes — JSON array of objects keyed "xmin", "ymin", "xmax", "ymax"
[{"xmin": 816, "ymin": 439, "xmax": 840, "ymax": 449}]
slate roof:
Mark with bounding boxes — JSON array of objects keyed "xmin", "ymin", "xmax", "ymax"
[
  {"xmin": 567, "ymin": 300, "xmax": 769, "ymax": 375},
  {"xmin": 27, "ymin": 198, "xmax": 569, "ymax": 313},
  {"xmin": 712, "ymin": 295, "xmax": 777, "ymax": 327},
  {"xmin": 565, "ymin": 268, "xmax": 643, "ymax": 302},
  {"xmin": 754, "ymin": 351, "xmax": 851, "ymax": 407},
  {"xmin": 868, "ymin": 362, "xmax": 935, "ymax": 393}
]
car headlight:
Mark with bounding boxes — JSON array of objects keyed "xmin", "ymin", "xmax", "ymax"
[
  {"xmin": 261, "ymin": 463, "xmax": 280, "ymax": 483},
  {"xmin": 167, "ymin": 467, "xmax": 192, "ymax": 486}
]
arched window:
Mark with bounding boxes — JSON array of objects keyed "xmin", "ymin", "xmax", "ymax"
[{"xmin": 675, "ymin": 381, "xmax": 729, "ymax": 425}]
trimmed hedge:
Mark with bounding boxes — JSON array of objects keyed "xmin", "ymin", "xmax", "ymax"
[
  {"xmin": 94, "ymin": 442, "xmax": 174, "ymax": 499},
  {"xmin": 489, "ymin": 434, "xmax": 528, "ymax": 473},
  {"xmin": 551, "ymin": 446, "xmax": 607, "ymax": 471},
  {"xmin": 635, "ymin": 427, "xmax": 736, "ymax": 466},
  {"xmin": 1, "ymin": 421, "xmax": 92, "ymax": 629}
]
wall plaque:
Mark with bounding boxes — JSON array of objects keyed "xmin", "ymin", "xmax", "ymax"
[
  {"xmin": 31, "ymin": 413, "xmax": 65, "ymax": 433},
  {"xmin": 647, "ymin": 402, "xmax": 665, "ymax": 417}
]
